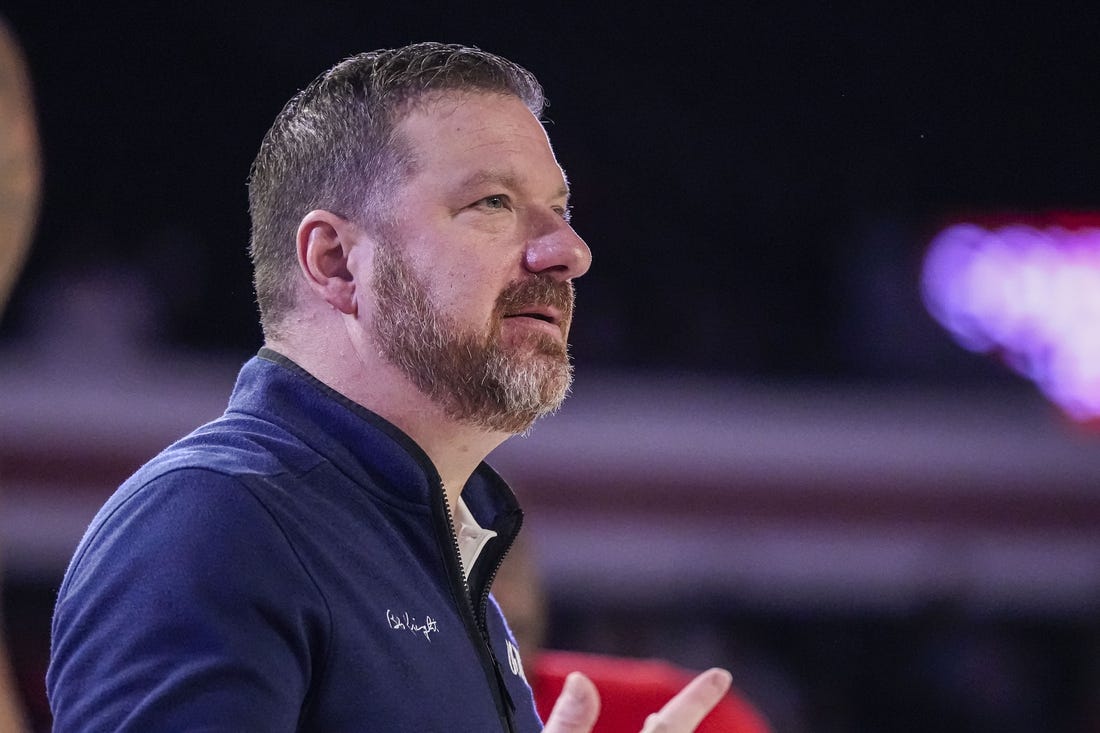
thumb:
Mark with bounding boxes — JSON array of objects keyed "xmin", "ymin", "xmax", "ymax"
[{"xmin": 542, "ymin": 671, "xmax": 601, "ymax": 733}]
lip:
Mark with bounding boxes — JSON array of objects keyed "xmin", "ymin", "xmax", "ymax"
[{"xmin": 502, "ymin": 305, "xmax": 563, "ymax": 327}]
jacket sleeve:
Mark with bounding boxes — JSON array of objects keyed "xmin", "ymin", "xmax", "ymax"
[{"xmin": 47, "ymin": 468, "xmax": 329, "ymax": 732}]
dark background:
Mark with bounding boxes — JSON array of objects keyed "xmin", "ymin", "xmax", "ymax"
[
  {"xmin": 3, "ymin": 4, "xmax": 1100, "ymax": 732},
  {"xmin": 5, "ymin": 2, "xmax": 1098, "ymax": 383}
]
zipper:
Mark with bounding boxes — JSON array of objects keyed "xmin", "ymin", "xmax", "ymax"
[
  {"xmin": 438, "ymin": 484, "xmax": 518, "ymax": 733},
  {"xmin": 476, "ymin": 511, "xmax": 522, "ymax": 645}
]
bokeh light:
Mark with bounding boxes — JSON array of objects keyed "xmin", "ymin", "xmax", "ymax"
[{"xmin": 922, "ymin": 219, "xmax": 1100, "ymax": 420}]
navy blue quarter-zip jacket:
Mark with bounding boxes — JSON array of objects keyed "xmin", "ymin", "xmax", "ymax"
[{"xmin": 48, "ymin": 348, "xmax": 542, "ymax": 732}]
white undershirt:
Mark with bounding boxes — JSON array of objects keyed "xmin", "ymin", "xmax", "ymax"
[{"xmin": 454, "ymin": 497, "xmax": 498, "ymax": 581}]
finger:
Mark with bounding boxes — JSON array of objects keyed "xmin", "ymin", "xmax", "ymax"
[
  {"xmin": 542, "ymin": 671, "xmax": 601, "ymax": 733},
  {"xmin": 640, "ymin": 668, "xmax": 732, "ymax": 732}
]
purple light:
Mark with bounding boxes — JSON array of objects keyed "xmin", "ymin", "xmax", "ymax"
[{"xmin": 922, "ymin": 221, "xmax": 1100, "ymax": 421}]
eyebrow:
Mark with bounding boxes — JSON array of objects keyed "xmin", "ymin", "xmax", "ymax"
[{"xmin": 458, "ymin": 169, "xmax": 570, "ymax": 201}]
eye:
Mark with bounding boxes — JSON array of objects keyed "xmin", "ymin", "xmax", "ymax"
[
  {"xmin": 554, "ymin": 205, "xmax": 573, "ymax": 223},
  {"xmin": 477, "ymin": 194, "xmax": 510, "ymax": 211}
]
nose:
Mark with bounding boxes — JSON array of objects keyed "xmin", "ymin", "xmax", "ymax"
[{"xmin": 523, "ymin": 214, "xmax": 592, "ymax": 281}]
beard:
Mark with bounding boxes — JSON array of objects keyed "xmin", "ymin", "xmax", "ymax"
[{"xmin": 369, "ymin": 241, "xmax": 575, "ymax": 434}]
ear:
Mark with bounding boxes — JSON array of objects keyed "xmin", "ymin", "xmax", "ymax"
[{"xmin": 296, "ymin": 209, "xmax": 362, "ymax": 315}]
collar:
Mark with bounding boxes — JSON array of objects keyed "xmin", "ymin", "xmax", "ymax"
[
  {"xmin": 233, "ymin": 348, "xmax": 520, "ymax": 525},
  {"xmin": 454, "ymin": 497, "xmax": 499, "ymax": 580}
]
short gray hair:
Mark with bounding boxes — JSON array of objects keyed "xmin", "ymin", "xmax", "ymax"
[{"xmin": 247, "ymin": 42, "xmax": 545, "ymax": 339}]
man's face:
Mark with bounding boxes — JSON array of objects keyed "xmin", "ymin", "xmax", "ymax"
[{"xmin": 365, "ymin": 91, "xmax": 592, "ymax": 434}]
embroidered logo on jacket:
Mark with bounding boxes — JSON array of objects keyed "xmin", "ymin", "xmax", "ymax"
[
  {"xmin": 506, "ymin": 639, "xmax": 527, "ymax": 681},
  {"xmin": 386, "ymin": 609, "xmax": 439, "ymax": 641}
]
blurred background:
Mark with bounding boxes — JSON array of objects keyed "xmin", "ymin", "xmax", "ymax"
[{"xmin": 2, "ymin": 3, "xmax": 1100, "ymax": 731}]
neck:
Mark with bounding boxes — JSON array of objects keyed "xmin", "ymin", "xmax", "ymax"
[{"xmin": 267, "ymin": 329, "xmax": 510, "ymax": 516}]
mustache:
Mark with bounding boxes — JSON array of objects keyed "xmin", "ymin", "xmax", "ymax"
[{"xmin": 495, "ymin": 276, "xmax": 575, "ymax": 324}]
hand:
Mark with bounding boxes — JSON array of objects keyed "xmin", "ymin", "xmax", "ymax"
[{"xmin": 542, "ymin": 667, "xmax": 733, "ymax": 733}]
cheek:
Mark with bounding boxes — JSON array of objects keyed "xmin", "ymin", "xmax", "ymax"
[
  {"xmin": 441, "ymin": 262, "xmax": 512, "ymax": 309},
  {"xmin": 423, "ymin": 274, "xmax": 500, "ymax": 329}
]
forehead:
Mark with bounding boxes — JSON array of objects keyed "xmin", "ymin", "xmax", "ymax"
[{"xmin": 394, "ymin": 91, "xmax": 566, "ymax": 191}]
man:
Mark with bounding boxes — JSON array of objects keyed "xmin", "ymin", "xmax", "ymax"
[
  {"xmin": 0, "ymin": 16, "xmax": 39, "ymax": 733},
  {"xmin": 48, "ymin": 43, "xmax": 730, "ymax": 732}
]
